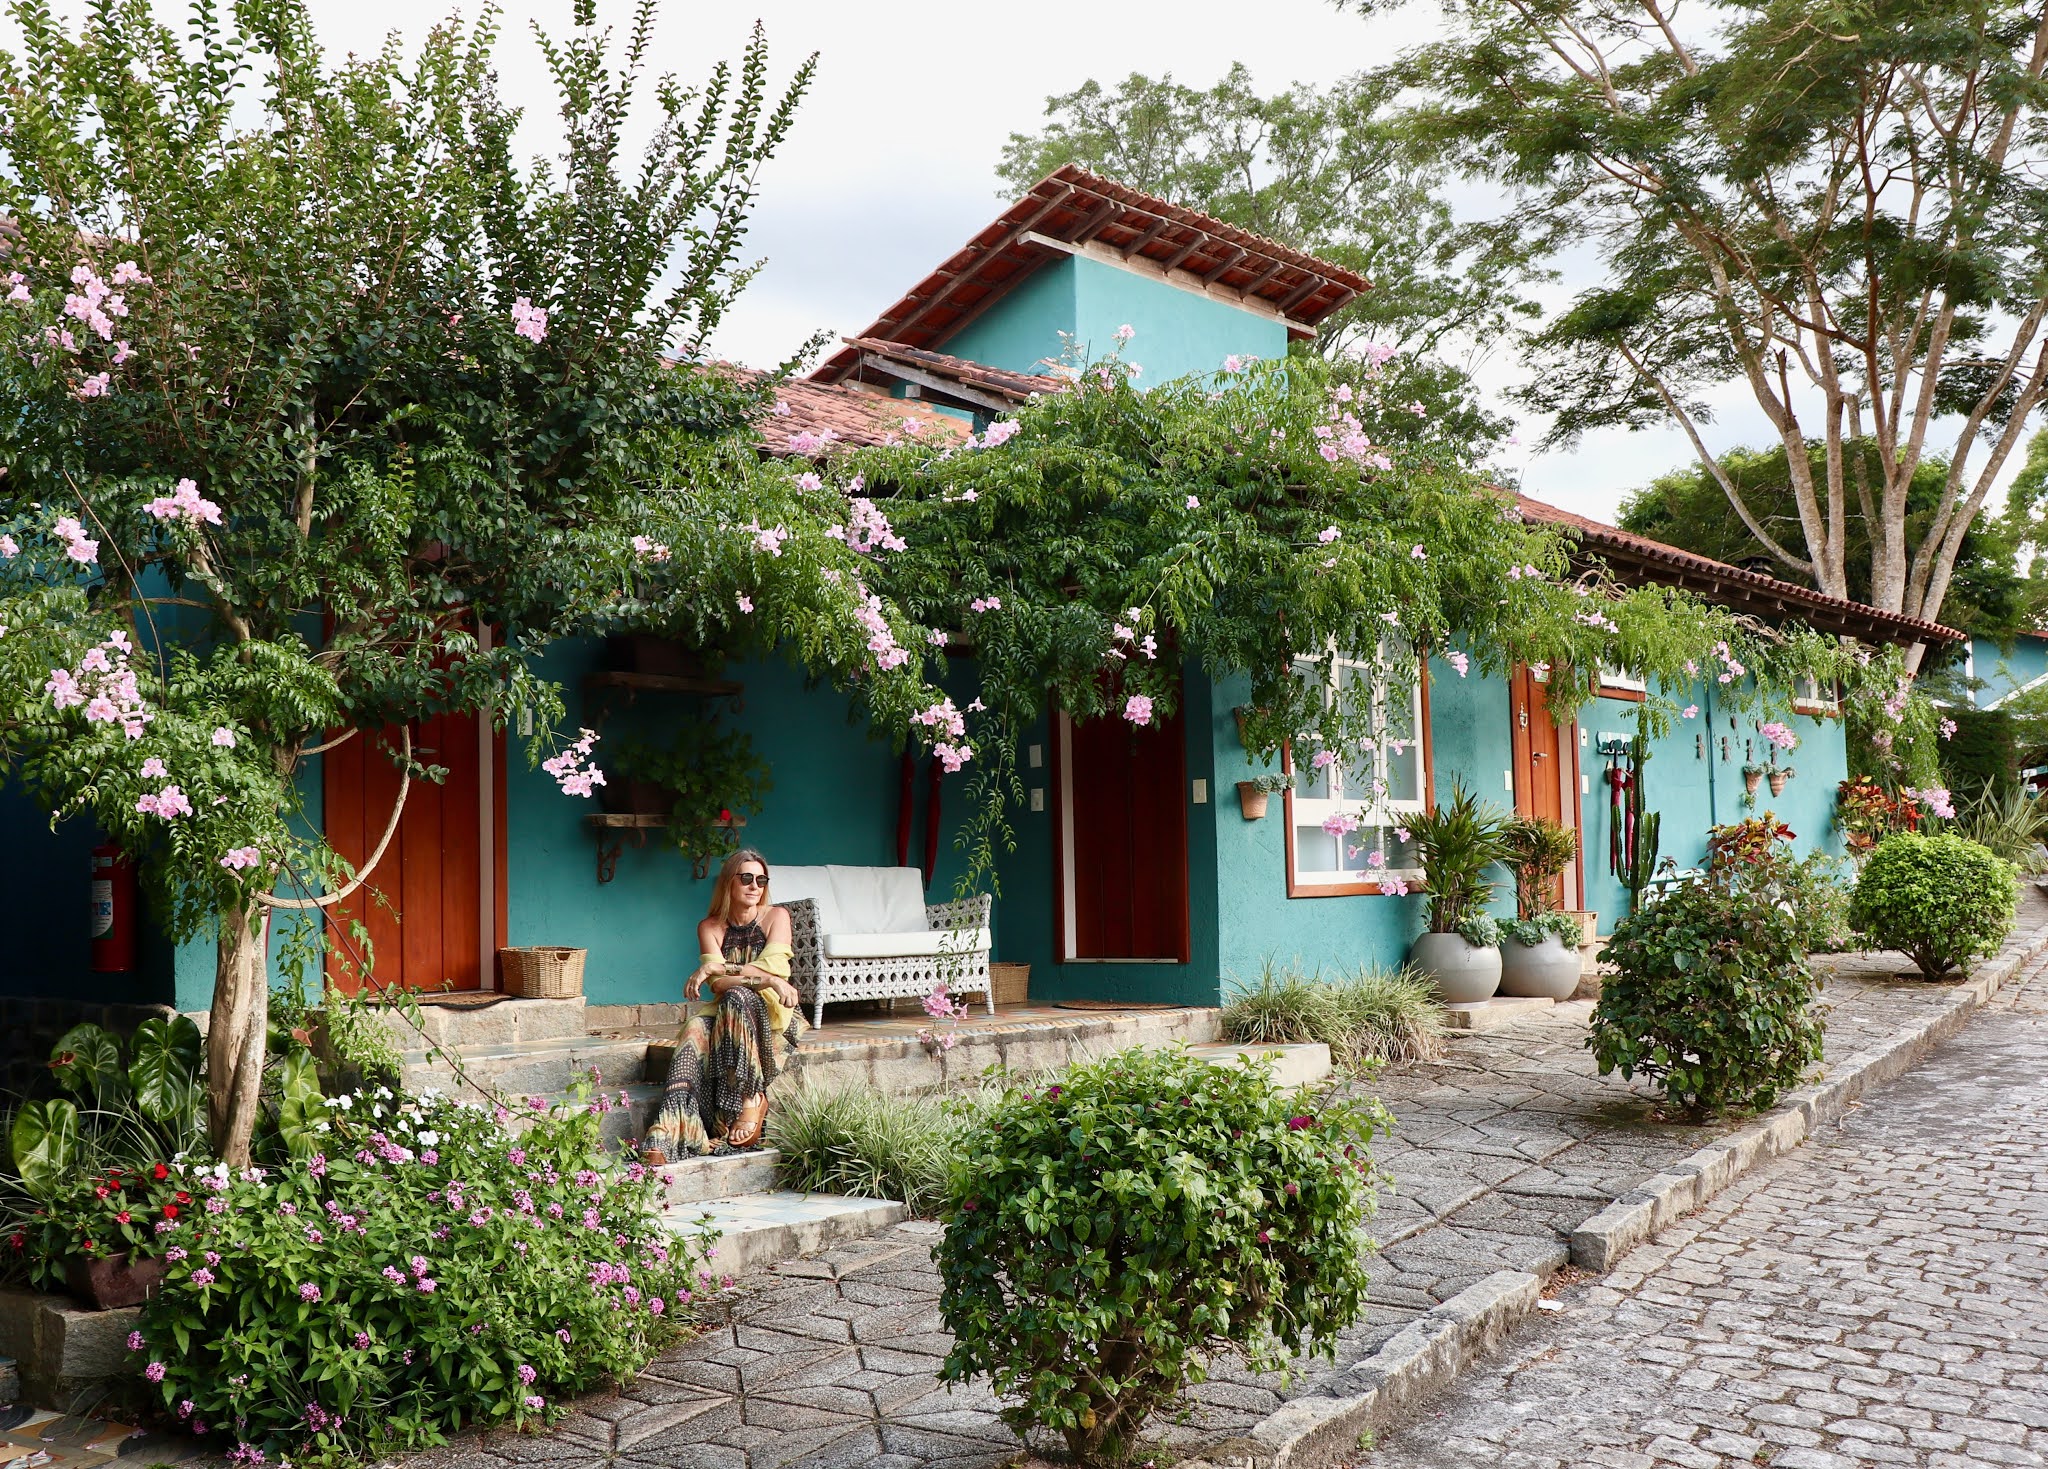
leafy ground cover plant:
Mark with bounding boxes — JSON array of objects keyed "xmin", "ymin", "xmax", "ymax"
[
  {"xmin": 1589, "ymin": 873, "xmax": 1825, "ymax": 1121},
  {"xmin": 130, "ymin": 1084, "xmax": 714, "ymax": 1465},
  {"xmin": 766, "ymin": 1080, "xmax": 980, "ymax": 1215},
  {"xmin": 936, "ymin": 1046, "xmax": 1387, "ymax": 1464},
  {"xmin": 1221, "ymin": 962, "xmax": 1445, "ymax": 1069},
  {"xmin": 1849, "ymin": 832, "xmax": 2017, "ymax": 978}
]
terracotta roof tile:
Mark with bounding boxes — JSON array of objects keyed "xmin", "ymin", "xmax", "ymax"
[
  {"xmin": 838, "ymin": 337, "xmax": 1068, "ymax": 406},
  {"xmin": 723, "ymin": 366, "xmax": 970, "ymax": 456}
]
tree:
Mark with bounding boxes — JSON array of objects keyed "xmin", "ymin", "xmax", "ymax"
[
  {"xmin": 1618, "ymin": 443, "xmax": 2042, "ymax": 642},
  {"xmin": 998, "ymin": 65, "xmax": 1544, "ymax": 448},
  {"xmin": 1357, "ymin": 0, "xmax": 2048, "ymax": 657},
  {"xmin": 0, "ymin": 0, "xmax": 939, "ymax": 1165}
]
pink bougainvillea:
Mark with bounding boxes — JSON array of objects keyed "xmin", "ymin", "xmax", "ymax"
[{"xmin": 1123, "ymin": 693, "xmax": 1154, "ymax": 726}]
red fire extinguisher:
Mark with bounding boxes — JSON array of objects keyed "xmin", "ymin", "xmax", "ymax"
[{"xmin": 90, "ymin": 844, "xmax": 136, "ymax": 973}]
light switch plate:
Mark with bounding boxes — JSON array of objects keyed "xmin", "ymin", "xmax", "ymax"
[
  {"xmin": 1191, "ymin": 779, "xmax": 1208, "ymax": 804},
  {"xmin": 517, "ymin": 704, "xmax": 533, "ymax": 737},
  {"xmin": 1028, "ymin": 744, "xmax": 1043, "ymax": 768},
  {"xmin": 1029, "ymin": 788, "xmax": 1045, "ymax": 812},
  {"xmin": 1504, "ymin": 769, "xmax": 1515, "ymax": 792}
]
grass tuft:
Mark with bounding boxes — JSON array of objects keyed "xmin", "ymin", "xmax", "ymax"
[
  {"xmin": 765, "ymin": 1080, "xmax": 979, "ymax": 1216},
  {"xmin": 1220, "ymin": 961, "xmax": 1446, "ymax": 1071}
]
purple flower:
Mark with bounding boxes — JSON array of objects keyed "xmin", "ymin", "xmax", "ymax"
[
  {"xmin": 1287, "ymin": 1116, "xmax": 1315, "ymax": 1131},
  {"xmin": 1284, "ymin": 1182, "xmax": 1300, "ymax": 1197},
  {"xmin": 145, "ymin": 1361, "xmax": 166, "ymax": 1382},
  {"xmin": 517, "ymin": 1364, "xmax": 537, "ymax": 1385},
  {"xmin": 127, "ymin": 1331, "xmax": 145, "ymax": 1351},
  {"xmin": 190, "ymin": 1268, "xmax": 216, "ymax": 1286},
  {"xmin": 382, "ymin": 1266, "xmax": 406, "ymax": 1284},
  {"xmin": 298, "ymin": 1282, "xmax": 320, "ymax": 1301},
  {"xmin": 524, "ymin": 1395, "xmax": 545, "ymax": 1411},
  {"xmin": 353, "ymin": 1332, "xmax": 370, "ymax": 1350},
  {"xmin": 416, "ymin": 1278, "xmax": 438, "ymax": 1294}
]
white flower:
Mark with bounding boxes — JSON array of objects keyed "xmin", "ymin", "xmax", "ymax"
[{"xmin": 418, "ymin": 1131, "xmax": 440, "ymax": 1148}]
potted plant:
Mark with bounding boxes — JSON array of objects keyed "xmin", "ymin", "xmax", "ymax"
[
  {"xmin": 1742, "ymin": 763, "xmax": 1765, "ymax": 799},
  {"xmin": 1404, "ymin": 783, "xmax": 1512, "ymax": 1003},
  {"xmin": 1499, "ymin": 816, "xmax": 1584, "ymax": 1000},
  {"xmin": 1235, "ymin": 772, "xmax": 1290, "ymax": 820},
  {"xmin": 1767, "ymin": 763, "xmax": 1796, "ymax": 797},
  {"xmin": 611, "ymin": 721, "xmax": 772, "ymax": 878}
]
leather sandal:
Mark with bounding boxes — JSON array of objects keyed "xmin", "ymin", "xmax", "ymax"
[{"xmin": 727, "ymin": 1094, "xmax": 769, "ymax": 1148}]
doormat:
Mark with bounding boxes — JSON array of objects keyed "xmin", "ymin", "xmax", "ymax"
[
  {"xmin": 1053, "ymin": 1000, "xmax": 1186, "ymax": 1012},
  {"xmin": 372, "ymin": 991, "xmax": 510, "ymax": 1010}
]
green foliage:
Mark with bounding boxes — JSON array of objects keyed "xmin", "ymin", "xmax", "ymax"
[
  {"xmin": 1940, "ymin": 709, "xmax": 2020, "ymax": 806},
  {"xmin": 1952, "ymin": 787, "xmax": 2048, "ymax": 876},
  {"xmin": 1619, "ymin": 734, "xmax": 1661, "ymax": 914},
  {"xmin": 936, "ymin": 1047, "xmax": 1387, "ymax": 1464},
  {"xmin": 613, "ymin": 720, "xmax": 772, "ymax": 872},
  {"xmin": 765, "ymin": 1081, "xmax": 980, "ymax": 1216},
  {"xmin": 1366, "ymin": 0, "xmax": 2048, "ymax": 634},
  {"xmin": 1405, "ymin": 783, "xmax": 1510, "ymax": 933},
  {"xmin": 1589, "ymin": 875, "xmax": 1825, "ymax": 1121},
  {"xmin": 1502, "ymin": 816, "xmax": 1578, "ymax": 918},
  {"xmin": 1704, "ymin": 815, "xmax": 1853, "ymax": 953},
  {"xmin": 135, "ymin": 1087, "xmax": 709, "ymax": 1464},
  {"xmin": 997, "ymin": 64, "xmax": 1541, "ymax": 444},
  {"xmin": 1220, "ymin": 962, "xmax": 1445, "ymax": 1069},
  {"xmin": 1849, "ymin": 833, "xmax": 2017, "ymax": 978},
  {"xmin": 1502, "ymin": 911, "xmax": 1582, "ymax": 948}
]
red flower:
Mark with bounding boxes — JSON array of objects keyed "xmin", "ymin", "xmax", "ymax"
[
  {"xmin": 114, "ymin": 1211, "xmax": 132, "ymax": 1225},
  {"xmin": 8, "ymin": 1233, "xmax": 23, "ymax": 1250},
  {"xmin": 152, "ymin": 1163, "xmax": 169, "ymax": 1181},
  {"xmin": 175, "ymin": 1192, "xmax": 191, "ymax": 1204},
  {"xmin": 161, "ymin": 1205, "xmax": 179, "ymax": 1221},
  {"xmin": 94, "ymin": 1186, "xmax": 109, "ymax": 1200},
  {"xmin": 1287, "ymin": 1115, "xmax": 1315, "ymax": 1130}
]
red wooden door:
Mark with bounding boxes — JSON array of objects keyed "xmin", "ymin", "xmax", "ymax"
[
  {"xmin": 1060, "ymin": 698, "xmax": 1190, "ymax": 962},
  {"xmin": 324, "ymin": 711, "xmax": 500, "ymax": 993},
  {"xmin": 1510, "ymin": 666, "xmax": 1571, "ymax": 908}
]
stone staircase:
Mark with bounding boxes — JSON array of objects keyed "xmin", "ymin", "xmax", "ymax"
[{"xmin": 380, "ymin": 995, "xmax": 1330, "ymax": 1274}]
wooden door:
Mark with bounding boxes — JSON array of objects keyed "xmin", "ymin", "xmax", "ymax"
[
  {"xmin": 1057, "ymin": 697, "xmax": 1190, "ymax": 963},
  {"xmin": 1510, "ymin": 666, "xmax": 1572, "ymax": 909},
  {"xmin": 324, "ymin": 711, "xmax": 503, "ymax": 993}
]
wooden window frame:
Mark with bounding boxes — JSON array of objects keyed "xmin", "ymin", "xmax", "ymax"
[
  {"xmin": 1791, "ymin": 673, "xmax": 1842, "ymax": 718},
  {"xmin": 1597, "ymin": 664, "xmax": 1648, "ymax": 703},
  {"xmin": 1282, "ymin": 654, "xmax": 1434, "ymax": 898}
]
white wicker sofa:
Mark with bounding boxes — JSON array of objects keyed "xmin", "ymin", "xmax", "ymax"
[{"xmin": 774, "ymin": 865, "xmax": 993, "ymax": 1029}]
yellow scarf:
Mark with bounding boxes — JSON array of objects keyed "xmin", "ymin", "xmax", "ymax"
[{"xmin": 693, "ymin": 942, "xmax": 800, "ymax": 1036}]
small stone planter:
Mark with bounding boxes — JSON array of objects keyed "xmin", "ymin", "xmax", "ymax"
[
  {"xmin": 1499, "ymin": 934, "xmax": 1581, "ymax": 1000},
  {"xmin": 1409, "ymin": 932, "xmax": 1502, "ymax": 1004},
  {"xmin": 65, "ymin": 1252, "xmax": 163, "ymax": 1311}
]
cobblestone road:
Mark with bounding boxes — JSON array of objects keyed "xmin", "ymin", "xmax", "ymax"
[{"xmin": 1362, "ymin": 983, "xmax": 2048, "ymax": 1469}]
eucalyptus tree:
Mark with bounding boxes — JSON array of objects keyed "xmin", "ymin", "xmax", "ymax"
[
  {"xmin": 0, "ymin": 0, "xmax": 936, "ymax": 1164},
  {"xmin": 1355, "ymin": 0, "xmax": 2048, "ymax": 654}
]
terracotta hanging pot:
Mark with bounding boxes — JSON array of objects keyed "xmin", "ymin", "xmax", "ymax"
[
  {"xmin": 1743, "ymin": 768, "xmax": 1764, "ymax": 796},
  {"xmin": 1768, "ymin": 769, "xmax": 1792, "ymax": 796},
  {"xmin": 1236, "ymin": 782, "xmax": 1271, "ymax": 820}
]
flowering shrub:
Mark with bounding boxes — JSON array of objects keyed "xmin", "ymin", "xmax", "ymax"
[
  {"xmin": 936, "ymin": 1047, "xmax": 1387, "ymax": 1465},
  {"xmin": 1590, "ymin": 872, "xmax": 1825, "ymax": 1121},
  {"xmin": 132, "ymin": 1087, "xmax": 713, "ymax": 1464},
  {"xmin": 1849, "ymin": 832, "xmax": 2016, "ymax": 978},
  {"xmin": 1836, "ymin": 776, "xmax": 1922, "ymax": 852},
  {"xmin": 1704, "ymin": 815, "xmax": 1853, "ymax": 951}
]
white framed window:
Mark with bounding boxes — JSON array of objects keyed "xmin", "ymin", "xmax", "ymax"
[
  {"xmin": 1285, "ymin": 647, "xmax": 1428, "ymax": 895},
  {"xmin": 1599, "ymin": 664, "xmax": 1647, "ymax": 699},
  {"xmin": 1792, "ymin": 673, "xmax": 1839, "ymax": 715}
]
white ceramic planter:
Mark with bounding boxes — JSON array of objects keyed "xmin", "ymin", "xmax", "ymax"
[
  {"xmin": 1408, "ymin": 932, "xmax": 1502, "ymax": 1004},
  {"xmin": 1499, "ymin": 935, "xmax": 1581, "ymax": 1000}
]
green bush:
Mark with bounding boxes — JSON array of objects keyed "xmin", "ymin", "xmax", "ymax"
[
  {"xmin": 1849, "ymin": 831, "xmax": 2017, "ymax": 978},
  {"xmin": 1221, "ymin": 963, "xmax": 1445, "ymax": 1069},
  {"xmin": 766, "ymin": 1081, "xmax": 978, "ymax": 1215},
  {"xmin": 1589, "ymin": 874, "xmax": 1825, "ymax": 1121},
  {"xmin": 1703, "ymin": 816, "xmax": 1853, "ymax": 952},
  {"xmin": 133, "ymin": 1086, "xmax": 709, "ymax": 1464},
  {"xmin": 936, "ymin": 1047, "xmax": 1387, "ymax": 1464}
]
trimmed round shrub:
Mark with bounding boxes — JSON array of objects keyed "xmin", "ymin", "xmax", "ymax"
[
  {"xmin": 1849, "ymin": 831, "xmax": 2017, "ymax": 978},
  {"xmin": 1589, "ymin": 873, "xmax": 1825, "ymax": 1121},
  {"xmin": 935, "ymin": 1047, "xmax": 1387, "ymax": 1465}
]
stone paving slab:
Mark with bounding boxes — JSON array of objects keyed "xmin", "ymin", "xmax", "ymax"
[{"xmin": 391, "ymin": 890, "xmax": 2048, "ymax": 1469}]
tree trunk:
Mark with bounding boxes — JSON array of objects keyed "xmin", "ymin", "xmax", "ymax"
[{"xmin": 207, "ymin": 904, "xmax": 271, "ymax": 1167}]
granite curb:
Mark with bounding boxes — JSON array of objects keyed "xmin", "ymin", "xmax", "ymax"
[
  {"xmin": 1568, "ymin": 911, "xmax": 2048, "ymax": 1271},
  {"xmin": 1174, "ymin": 900, "xmax": 2048, "ymax": 1469}
]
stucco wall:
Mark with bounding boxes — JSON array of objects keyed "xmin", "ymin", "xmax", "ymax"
[{"xmin": 1970, "ymin": 634, "xmax": 2048, "ymax": 709}]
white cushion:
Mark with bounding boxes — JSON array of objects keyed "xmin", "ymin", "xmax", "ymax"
[
  {"xmin": 822, "ymin": 927, "xmax": 991, "ymax": 961},
  {"xmin": 774, "ymin": 865, "xmax": 928, "ymax": 935}
]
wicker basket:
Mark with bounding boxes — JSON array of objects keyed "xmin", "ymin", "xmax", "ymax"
[
  {"xmin": 498, "ymin": 947, "xmax": 586, "ymax": 1000},
  {"xmin": 990, "ymin": 961, "xmax": 1030, "ymax": 1006}
]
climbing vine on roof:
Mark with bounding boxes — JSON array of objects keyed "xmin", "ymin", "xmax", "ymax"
[{"xmin": 807, "ymin": 346, "xmax": 1882, "ymax": 889}]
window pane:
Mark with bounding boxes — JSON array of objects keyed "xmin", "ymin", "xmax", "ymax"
[
  {"xmin": 1296, "ymin": 824, "xmax": 1340, "ymax": 874},
  {"xmin": 1384, "ymin": 741, "xmax": 1422, "ymax": 805},
  {"xmin": 1295, "ymin": 761, "xmax": 1331, "ymax": 800}
]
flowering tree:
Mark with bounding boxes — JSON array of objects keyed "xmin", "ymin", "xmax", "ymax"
[{"xmin": 0, "ymin": 0, "xmax": 942, "ymax": 1165}]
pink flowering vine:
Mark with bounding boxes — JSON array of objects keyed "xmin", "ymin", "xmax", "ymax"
[
  {"xmin": 541, "ymin": 729, "xmax": 605, "ymax": 798},
  {"xmin": 1123, "ymin": 693, "xmax": 1154, "ymax": 726},
  {"xmin": 510, "ymin": 296, "xmax": 548, "ymax": 342},
  {"xmin": 145, "ymin": 478, "xmax": 223, "ymax": 525}
]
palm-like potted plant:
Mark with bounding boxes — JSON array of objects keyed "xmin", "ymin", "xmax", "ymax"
[
  {"xmin": 1405, "ymin": 783, "xmax": 1512, "ymax": 1003},
  {"xmin": 1499, "ymin": 816, "xmax": 1584, "ymax": 1000}
]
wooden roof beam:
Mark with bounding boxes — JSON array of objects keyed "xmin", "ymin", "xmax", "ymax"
[
  {"xmin": 1162, "ymin": 231, "xmax": 1210, "ymax": 273},
  {"xmin": 856, "ymin": 351, "xmax": 1018, "ymax": 415},
  {"xmin": 1278, "ymin": 275, "xmax": 1328, "ymax": 315},
  {"xmin": 1203, "ymin": 245, "xmax": 1248, "ymax": 284}
]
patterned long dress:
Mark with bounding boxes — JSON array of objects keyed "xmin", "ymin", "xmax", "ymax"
[{"xmin": 645, "ymin": 919, "xmax": 802, "ymax": 1155}]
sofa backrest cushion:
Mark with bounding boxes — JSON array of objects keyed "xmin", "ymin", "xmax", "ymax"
[{"xmin": 773, "ymin": 865, "xmax": 928, "ymax": 936}]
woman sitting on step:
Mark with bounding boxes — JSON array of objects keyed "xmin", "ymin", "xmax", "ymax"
[{"xmin": 642, "ymin": 848, "xmax": 804, "ymax": 1164}]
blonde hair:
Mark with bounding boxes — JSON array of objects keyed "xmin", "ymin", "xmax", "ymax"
[{"xmin": 707, "ymin": 848, "xmax": 770, "ymax": 924}]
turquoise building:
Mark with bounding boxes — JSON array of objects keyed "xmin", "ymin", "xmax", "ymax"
[{"xmin": 0, "ymin": 167, "xmax": 1965, "ymax": 1015}]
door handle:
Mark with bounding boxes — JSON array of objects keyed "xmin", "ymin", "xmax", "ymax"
[{"xmin": 1531, "ymin": 751, "xmax": 1547, "ymax": 760}]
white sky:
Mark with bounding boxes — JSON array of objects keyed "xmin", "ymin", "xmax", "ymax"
[{"xmin": 2, "ymin": 0, "xmax": 1842, "ymax": 523}]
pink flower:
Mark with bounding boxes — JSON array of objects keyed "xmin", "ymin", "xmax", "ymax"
[
  {"xmin": 145, "ymin": 1362, "xmax": 166, "ymax": 1382},
  {"xmin": 1310, "ymin": 749, "xmax": 1337, "ymax": 771},
  {"xmin": 416, "ymin": 1277, "xmax": 438, "ymax": 1293},
  {"xmin": 144, "ymin": 478, "xmax": 223, "ymax": 526},
  {"xmin": 1222, "ymin": 354, "xmax": 1246, "ymax": 373},
  {"xmin": 1758, "ymin": 721, "xmax": 1798, "ymax": 752},
  {"xmin": 1381, "ymin": 875, "xmax": 1410, "ymax": 896},
  {"xmin": 1186, "ymin": 495, "xmax": 1200, "ymax": 509},
  {"xmin": 1321, "ymin": 812, "xmax": 1360, "ymax": 837},
  {"xmin": 1317, "ymin": 526, "xmax": 1341, "ymax": 545},
  {"xmin": 631, "ymin": 535, "xmax": 671, "ymax": 562},
  {"xmin": 1681, "ymin": 704, "xmax": 1699, "ymax": 719},
  {"xmin": 211, "ymin": 726, "xmax": 236, "ymax": 747},
  {"xmin": 517, "ymin": 1363, "xmax": 538, "ymax": 1385},
  {"xmin": 76, "ymin": 371, "xmax": 111, "ymax": 398},
  {"xmin": 141, "ymin": 757, "xmax": 168, "ymax": 779},
  {"xmin": 969, "ymin": 595, "xmax": 1001, "ymax": 613},
  {"xmin": 1114, "ymin": 323, "xmax": 1135, "ymax": 342},
  {"xmin": 1123, "ymin": 693, "xmax": 1154, "ymax": 726},
  {"xmin": 190, "ymin": 1267, "xmax": 216, "ymax": 1286},
  {"xmin": 1939, "ymin": 717, "xmax": 1958, "ymax": 740},
  {"xmin": 510, "ymin": 296, "xmax": 549, "ymax": 342},
  {"xmin": 524, "ymin": 1396, "xmax": 545, "ymax": 1411},
  {"xmin": 736, "ymin": 594, "xmax": 753, "ymax": 614},
  {"xmin": 218, "ymin": 847, "xmax": 263, "ymax": 872},
  {"xmin": 0, "ymin": 534, "xmax": 16, "ymax": 558},
  {"xmin": 1447, "ymin": 651, "xmax": 1470, "ymax": 678},
  {"xmin": 297, "ymin": 1282, "xmax": 320, "ymax": 1301},
  {"xmin": 1410, "ymin": 544, "xmax": 1427, "ymax": 560},
  {"xmin": 978, "ymin": 419, "xmax": 1021, "ymax": 449},
  {"xmin": 127, "ymin": 1331, "xmax": 144, "ymax": 1351}
]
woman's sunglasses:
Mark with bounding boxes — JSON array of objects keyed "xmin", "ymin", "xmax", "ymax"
[{"xmin": 733, "ymin": 872, "xmax": 768, "ymax": 888}]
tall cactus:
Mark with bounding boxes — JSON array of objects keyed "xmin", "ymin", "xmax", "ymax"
[{"xmin": 1622, "ymin": 733, "xmax": 1661, "ymax": 914}]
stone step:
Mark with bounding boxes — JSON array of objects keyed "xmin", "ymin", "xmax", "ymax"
[
  {"xmin": 371, "ymin": 995, "xmax": 587, "ymax": 1051},
  {"xmin": 1187, "ymin": 1039, "xmax": 1333, "ymax": 1088},
  {"xmin": 654, "ymin": 1149, "xmax": 782, "ymax": 1205},
  {"xmin": 1442, "ymin": 996, "xmax": 1562, "ymax": 1032},
  {"xmin": 399, "ymin": 1035, "xmax": 652, "ymax": 1101},
  {"xmin": 661, "ymin": 1191, "xmax": 909, "ymax": 1275}
]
